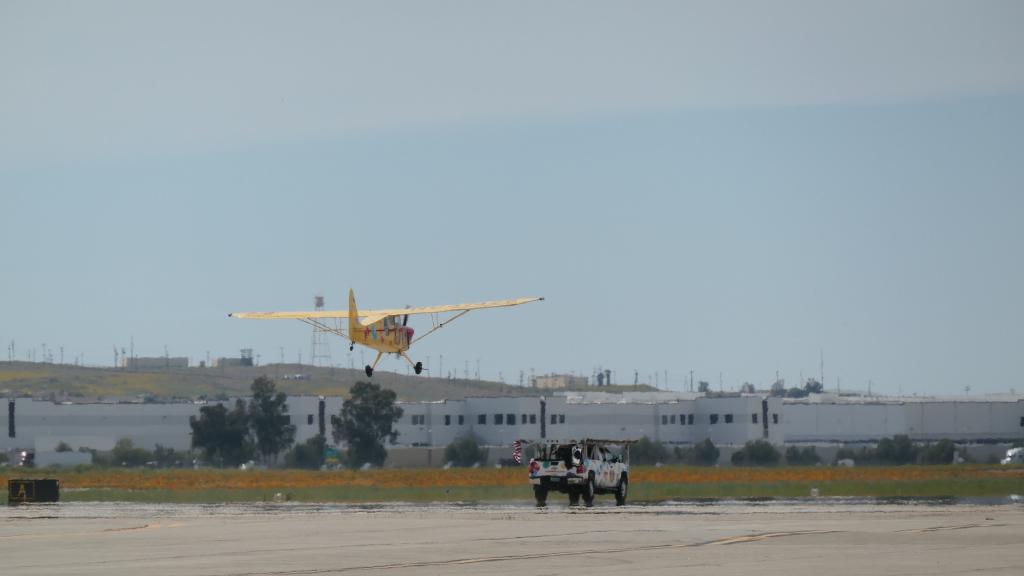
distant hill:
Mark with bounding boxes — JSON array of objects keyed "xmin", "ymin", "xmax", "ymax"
[{"xmin": 0, "ymin": 362, "xmax": 654, "ymax": 402}]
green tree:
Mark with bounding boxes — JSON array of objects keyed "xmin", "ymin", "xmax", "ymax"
[
  {"xmin": 55, "ymin": 441, "xmax": 73, "ymax": 452},
  {"xmin": 697, "ymin": 381, "xmax": 711, "ymax": 393},
  {"xmin": 731, "ymin": 440, "xmax": 781, "ymax": 466},
  {"xmin": 785, "ymin": 445, "xmax": 820, "ymax": 465},
  {"xmin": 152, "ymin": 444, "xmax": 187, "ymax": 468},
  {"xmin": 803, "ymin": 378, "xmax": 824, "ymax": 394},
  {"xmin": 247, "ymin": 376, "xmax": 296, "ymax": 463},
  {"xmin": 785, "ymin": 387, "xmax": 809, "ymax": 398},
  {"xmin": 918, "ymin": 439, "xmax": 956, "ymax": 464},
  {"xmin": 111, "ymin": 438, "xmax": 153, "ymax": 467},
  {"xmin": 770, "ymin": 380, "xmax": 786, "ymax": 397},
  {"xmin": 284, "ymin": 434, "xmax": 327, "ymax": 469},
  {"xmin": 630, "ymin": 436, "xmax": 670, "ymax": 465},
  {"xmin": 740, "ymin": 382, "xmax": 756, "ymax": 394},
  {"xmin": 691, "ymin": 438, "xmax": 720, "ymax": 466},
  {"xmin": 190, "ymin": 399, "xmax": 253, "ymax": 466},
  {"xmin": 332, "ymin": 381, "xmax": 403, "ymax": 468},
  {"xmin": 444, "ymin": 435, "xmax": 488, "ymax": 467},
  {"xmin": 877, "ymin": 435, "xmax": 917, "ymax": 464}
]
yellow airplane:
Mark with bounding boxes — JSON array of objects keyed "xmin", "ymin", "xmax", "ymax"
[{"xmin": 229, "ymin": 289, "xmax": 543, "ymax": 377}]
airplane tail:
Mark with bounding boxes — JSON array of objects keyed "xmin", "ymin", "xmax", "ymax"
[{"xmin": 348, "ymin": 289, "xmax": 361, "ymax": 336}]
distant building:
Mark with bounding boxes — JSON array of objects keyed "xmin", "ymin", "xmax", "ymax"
[
  {"xmin": 216, "ymin": 348, "xmax": 254, "ymax": 368},
  {"xmin": 215, "ymin": 357, "xmax": 253, "ymax": 368},
  {"xmin": 532, "ymin": 374, "xmax": 589, "ymax": 390},
  {"xmin": 3, "ymin": 392, "xmax": 1021, "ymax": 467},
  {"xmin": 121, "ymin": 356, "xmax": 189, "ymax": 369}
]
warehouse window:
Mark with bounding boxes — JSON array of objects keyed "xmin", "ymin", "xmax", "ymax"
[
  {"xmin": 688, "ymin": 414, "xmax": 694, "ymax": 425},
  {"xmin": 679, "ymin": 414, "xmax": 686, "ymax": 425},
  {"xmin": 559, "ymin": 414, "xmax": 565, "ymax": 424},
  {"xmin": 507, "ymin": 413, "xmax": 516, "ymax": 425},
  {"xmin": 710, "ymin": 414, "xmax": 719, "ymax": 425},
  {"xmin": 411, "ymin": 415, "xmax": 425, "ymax": 425},
  {"xmin": 670, "ymin": 414, "xmax": 676, "ymax": 424},
  {"xmin": 751, "ymin": 413, "xmax": 758, "ymax": 424},
  {"xmin": 522, "ymin": 413, "xmax": 528, "ymax": 424},
  {"xmin": 307, "ymin": 414, "xmax": 314, "ymax": 425},
  {"xmin": 1020, "ymin": 416, "xmax": 1024, "ymax": 427},
  {"xmin": 724, "ymin": 414, "xmax": 733, "ymax": 424},
  {"xmin": 529, "ymin": 414, "xmax": 537, "ymax": 424},
  {"xmin": 551, "ymin": 414, "xmax": 558, "ymax": 425},
  {"xmin": 494, "ymin": 414, "xmax": 504, "ymax": 425},
  {"xmin": 478, "ymin": 414, "xmax": 486, "ymax": 425},
  {"xmin": 661, "ymin": 415, "xmax": 668, "ymax": 425},
  {"xmin": 772, "ymin": 413, "xmax": 779, "ymax": 424},
  {"xmin": 444, "ymin": 415, "xmax": 451, "ymax": 426},
  {"xmin": 459, "ymin": 415, "xmax": 465, "ymax": 425}
]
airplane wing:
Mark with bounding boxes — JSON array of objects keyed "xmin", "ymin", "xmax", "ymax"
[
  {"xmin": 369, "ymin": 297, "xmax": 545, "ymax": 319},
  {"xmin": 229, "ymin": 297, "xmax": 543, "ymax": 324},
  {"xmin": 228, "ymin": 310, "xmax": 351, "ymax": 319}
]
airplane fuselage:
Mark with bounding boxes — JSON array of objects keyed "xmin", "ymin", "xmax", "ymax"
[{"xmin": 353, "ymin": 316, "xmax": 414, "ymax": 354}]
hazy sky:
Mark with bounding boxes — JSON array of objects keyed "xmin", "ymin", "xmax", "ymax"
[{"xmin": 2, "ymin": 1, "xmax": 1023, "ymax": 395}]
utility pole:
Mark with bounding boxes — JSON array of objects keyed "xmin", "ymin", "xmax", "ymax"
[{"xmin": 820, "ymin": 349, "xmax": 824, "ymax": 389}]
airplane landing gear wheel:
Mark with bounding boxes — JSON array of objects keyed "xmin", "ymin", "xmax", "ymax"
[
  {"xmin": 414, "ymin": 362, "xmax": 423, "ymax": 375},
  {"xmin": 365, "ymin": 365, "xmax": 374, "ymax": 377},
  {"xmin": 350, "ymin": 343, "xmax": 354, "ymax": 351}
]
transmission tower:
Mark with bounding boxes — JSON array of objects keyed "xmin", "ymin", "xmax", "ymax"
[{"xmin": 310, "ymin": 294, "xmax": 333, "ymax": 367}]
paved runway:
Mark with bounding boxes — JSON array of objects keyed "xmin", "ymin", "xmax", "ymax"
[{"xmin": 3, "ymin": 500, "xmax": 1023, "ymax": 575}]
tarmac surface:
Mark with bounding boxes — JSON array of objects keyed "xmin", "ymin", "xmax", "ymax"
[{"xmin": 3, "ymin": 499, "xmax": 1024, "ymax": 575}]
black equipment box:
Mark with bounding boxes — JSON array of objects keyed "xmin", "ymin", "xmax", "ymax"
[{"xmin": 8, "ymin": 479, "xmax": 60, "ymax": 504}]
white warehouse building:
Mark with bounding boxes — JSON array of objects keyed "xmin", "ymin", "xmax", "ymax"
[{"xmin": 3, "ymin": 392, "xmax": 1022, "ymax": 465}]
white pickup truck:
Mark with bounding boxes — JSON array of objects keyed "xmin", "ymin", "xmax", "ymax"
[{"xmin": 528, "ymin": 439, "xmax": 630, "ymax": 507}]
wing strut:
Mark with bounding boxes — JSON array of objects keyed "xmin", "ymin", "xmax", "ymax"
[
  {"xmin": 298, "ymin": 318, "xmax": 349, "ymax": 341},
  {"xmin": 409, "ymin": 309, "xmax": 471, "ymax": 345}
]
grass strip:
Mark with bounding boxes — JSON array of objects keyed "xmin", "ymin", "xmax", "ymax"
[{"xmin": 3, "ymin": 474, "xmax": 1021, "ymax": 503}]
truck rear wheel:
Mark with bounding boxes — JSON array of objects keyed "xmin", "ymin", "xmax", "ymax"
[
  {"xmin": 583, "ymin": 475, "xmax": 596, "ymax": 507},
  {"xmin": 533, "ymin": 485, "xmax": 548, "ymax": 507},
  {"xmin": 568, "ymin": 491, "xmax": 580, "ymax": 506},
  {"xmin": 615, "ymin": 474, "xmax": 628, "ymax": 506}
]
